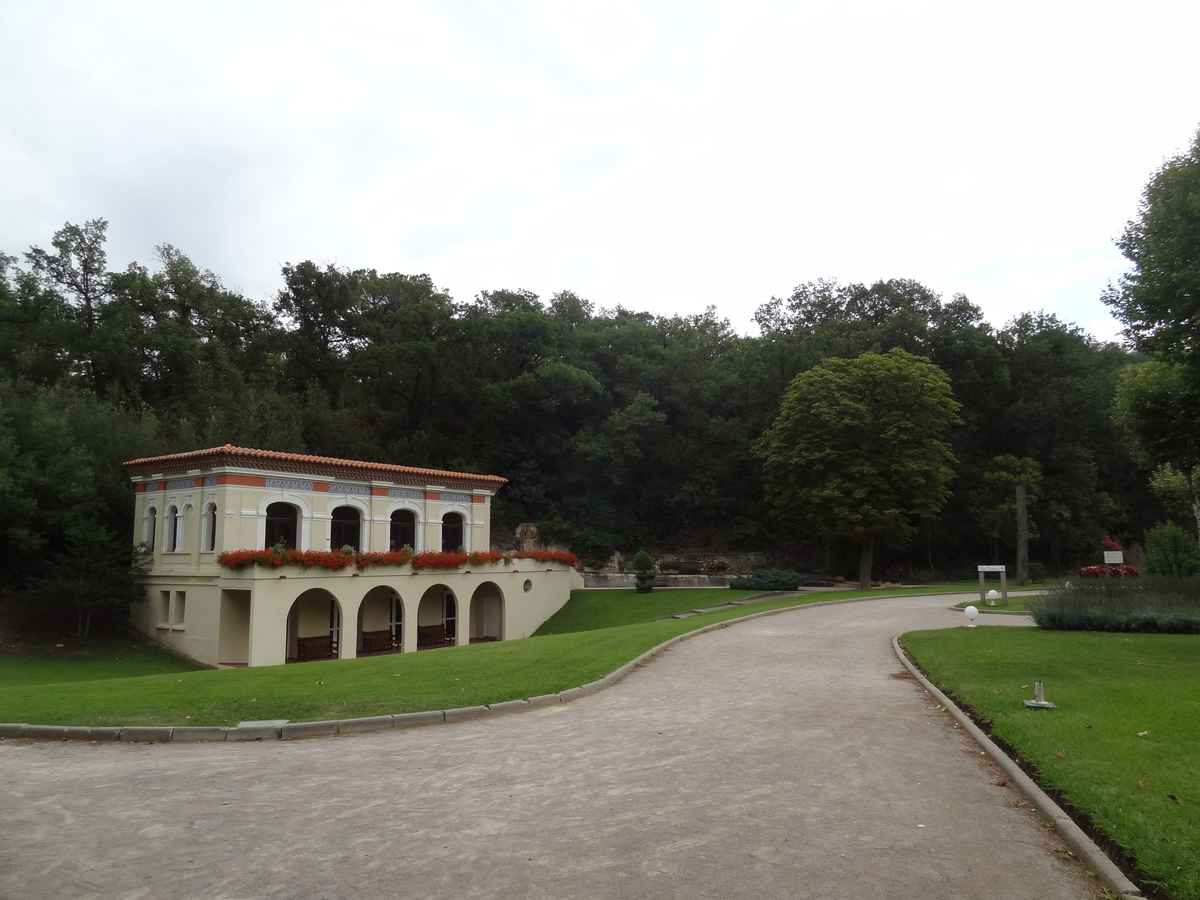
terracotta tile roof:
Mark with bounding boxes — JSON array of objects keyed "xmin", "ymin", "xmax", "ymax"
[{"xmin": 122, "ymin": 444, "xmax": 507, "ymax": 486}]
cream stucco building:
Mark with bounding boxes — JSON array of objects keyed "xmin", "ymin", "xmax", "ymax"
[{"xmin": 124, "ymin": 445, "xmax": 581, "ymax": 668}]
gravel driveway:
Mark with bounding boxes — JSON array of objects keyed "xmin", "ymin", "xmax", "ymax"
[{"xmin": 0, "ymin": 593, "xmax": 1097, "ymax": 899}]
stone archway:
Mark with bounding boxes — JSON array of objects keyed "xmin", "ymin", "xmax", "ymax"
[
  {"xmin": 358, "ymin": 585, "xmax": 403, "ymax": 655},
  {"xmin": 285, "ymin": 588, "xmax": 342, "ymax": 662},
  {"xmin": 416, "ymin": 584, "xmax": 457, "ymax": 649},
  {"xmin": 469, "ymin": 581, "xmax": 504, "ymax": 642}
]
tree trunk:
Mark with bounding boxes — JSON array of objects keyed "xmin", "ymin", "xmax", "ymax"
[
  {"xmin": 1191, "ymin": 496, "xmax": 1200, "ymax": 551},
  {"xmin": 858, "ymin": 538, "xmax": 874, "ymax": 590},
  {"xmin": 1015, "ymin": 482, "xmax": 1029, "ymax": 584}
]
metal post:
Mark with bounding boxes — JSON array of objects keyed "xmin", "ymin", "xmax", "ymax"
[
  {"xmin": 979, "ymin": 570, "xmax": 986, "ymax": 605},
  {"xmin": 1000, "ymin": 569, "xmax": 1008, "ymax": 605}
]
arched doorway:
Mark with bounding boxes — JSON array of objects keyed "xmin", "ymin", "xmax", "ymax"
[
  {"xmin": 358, "ymin": 586, "xmax": 403, "ymax": 655},
  {"xmin": 265, "ymin": 502, "xmax": 299, "ymax": 549},
  {"xmin": 285, "ymin": 589, "xmax": 342, "ymax": 662},
  {"xmin": 442, "ymin": 512, "xmax": 465, "ymax": 552},
  {"xmin": 417, "ymin": 584, "xmax": 457, "ymax": 649},
  {"xmin": 330, "ymin": 506, "xmax": 362, "ymax": 551},
  {"xmin": 469, "ymin": 582, "xmax": 504, "ymax": 643},
  {"xmin": 390, "ymin": 509, "xmax": 417, "ymax": 551}
]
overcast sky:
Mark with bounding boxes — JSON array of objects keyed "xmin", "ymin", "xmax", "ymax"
[{"xmin": 3, "ymin": 1, "xmax": 1197, "ymax": 338}]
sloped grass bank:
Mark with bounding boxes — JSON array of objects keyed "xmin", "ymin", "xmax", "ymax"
[
  {"xmin": 902, "ymin": 627, "xmax": 1200, "ymax": 900},
  {"xmin": 0, "ymin": 636, "xmax": 198, "ymax": 686},
  {"xmin": 5, "ymin": 584, "xmax": 975, "ymax": 730}
]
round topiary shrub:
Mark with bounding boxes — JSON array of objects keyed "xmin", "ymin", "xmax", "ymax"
[{"xmin": 631, "ymin": 550, "xmax": 656, "ymax": 593}]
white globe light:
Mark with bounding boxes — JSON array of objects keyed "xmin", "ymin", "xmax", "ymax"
[
  {"xmin": 964, "ymin": 605, "xmax": 980, "ymax": 627},
  {"xmin": 986, "ymin": 589, "xmax": 1000, "ymax": 606}
]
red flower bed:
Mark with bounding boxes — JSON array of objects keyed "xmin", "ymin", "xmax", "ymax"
[
  {"xmin": 514, "ymin": 549, "xmax": 579, "ymax": 568},
  {"xmin": 218, "ymin": 549, "xmax": 357, "ymax": 571},
  {"xmin": 218, "ymin": 546, "xmax": 578, "ymax": 572},
  {"xmin": 1078, "ymin": 563, "xmax": 1139, "ymax": 577},
  {"xmin": 410, "ymin": 551, "xmax": 470, "ymax": 569},
  {"xmin": 356, "ymin": 550, "xmax": 414, "ymax": 570},
  {"xmin": 468, "ymin": 551, "xmax": 505, "ymax": 565}
]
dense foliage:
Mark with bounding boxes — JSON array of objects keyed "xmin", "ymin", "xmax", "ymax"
[
  {"xmin": 728, "ymin": 570, "xmax": 808, "ymax": 591},
  {"xmin": 1144, "ymin": 521, "xmax": 1200, "ymax": 576},
  {"xmin": 0, "ymin": 211, "xmax": 1183, "ymax": 603},
  {"xmin": 756, "ymin": 348, "xmax": 961, "ymax": 586},
  {"xmin": 1033, "ymin": 577, "xmax": 1200, "ymax": 633}
]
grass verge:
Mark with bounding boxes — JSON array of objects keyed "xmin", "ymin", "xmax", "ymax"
[
  {"xmin": 901, "ymin": 627, "xmax": 1200, "ymax": 900},
  {"xmin": 3, "ymin": 584, "xmax": 975, "ymax": 729},
  {"xmin": 0, "ymin": 635, "xmax": 198, "ymax": 686},
  {"xmin": 536, "ymin": 582, "xmax": 982, "ymax": 634}
]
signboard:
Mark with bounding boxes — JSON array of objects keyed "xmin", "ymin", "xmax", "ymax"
[
  {"xmin": 1104, "ymin": 550, "xmax": 1124, "ymax": 564},
  {"xmin": 977, "ymin": 564, "xmax": 1006, "ymax": 573}
]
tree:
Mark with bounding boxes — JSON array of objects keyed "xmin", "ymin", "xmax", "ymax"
[
  {"xmin": 1150, "ymin": 464, "xmax": 1200, "ymax": 548},
  {"xmin": 1105, "ymin": 127, "xmax": 1200, "ymax": 364},
  {"xmin": 1143, "ymin": 521, "xmax": 1200, "ymax": 576},
  {"xmin": 631, "ymin": 550, "xmax": 656, "ymax": 593},
  {"xmin": 1113, "ymin": 361, "xmax": 1200, "ymax": 546},
  {"xmin": 969, "ymin": 456, "xmax": 1042, "ymax": 581},
  {"xmin": 756, "ymin": 348, "xmax": 961, "ymax": 588}
]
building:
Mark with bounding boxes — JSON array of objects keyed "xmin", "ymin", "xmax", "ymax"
[{"xmin": 124, "ymin": 444, "xmax": 581, "ymax": 668}]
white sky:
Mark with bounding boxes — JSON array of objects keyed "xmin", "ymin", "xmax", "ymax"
[{"xmin": 3, "ymin": 1, "xmax": 1198, "ymax": 339}]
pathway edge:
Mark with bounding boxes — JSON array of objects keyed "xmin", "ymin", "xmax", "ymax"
[
  {"xmin": 891, "ymin": 634, "xmax": 1144, "ymax": 899},
  {"xmin": 0, "ymin": 589, "xmax": 1028, "ymax": 747}
]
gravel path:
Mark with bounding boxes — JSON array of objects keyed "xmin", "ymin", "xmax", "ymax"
[{"xmin": 0, "ymin": 593, "xmax": 1098, "ymax": 899}]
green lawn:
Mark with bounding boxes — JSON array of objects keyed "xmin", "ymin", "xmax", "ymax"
[
  {"xmin": 2, "ymin": 584, "xmax": 977, "ymax": 729},
  {"xmin": 902, "ymin": 627, "xmax": 1200, "ymax": 900},
  {"xmin": 536, "ymin": 582, "xmax": 983, "ymax": 634},
  {"xmin": 0, "ymin": 636, "xmax": 198, "ymax": 686},
  {"xmin": 534, "ymin": 587, "xmax": 762, "ymax": 633}
]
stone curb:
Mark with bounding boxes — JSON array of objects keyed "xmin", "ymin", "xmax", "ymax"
[
  {"xmin": 891, "ymin": 635, "xmax": 1144, "ymax": 899},
  {"xmin": 1, "ymin": 589, "xmax": 1001, "ymax": 748}
]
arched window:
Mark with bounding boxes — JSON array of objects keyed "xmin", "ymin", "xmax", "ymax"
[
  {"xmin": 181, "ymin": 504, "xmax": 192, "ymax": 552},
  {"xmin": 202, "ymin": 502, "xmax": 218, "ymax": 552},
  {"xmin": 144, "ymin": 506, "xmax": 157, "ymax": 550},
  {"xmin": 165, "ymin": 505, "xmax": 179, "ymax": 552},
  {"xmin": 330, "ymin": 506, "xmax": 361, "ymax": 551},
  {"xmin": 390, "ymin": 509, "xmax": 416, "ymax": 550},
  {"xmin": 442, "ymin": 512, "xmax": 464, "ymax": 552},
  {"xmin": 265, "ymin": 502, "xmax": 299, "ymax": 549}
]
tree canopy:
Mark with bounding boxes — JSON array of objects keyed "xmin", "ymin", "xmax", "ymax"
[
  {"xmin": 755, "ymin": 349, "xmax": 961, "ymax": 587},
  {"xmin": 0, "ymin": 220, "xmax": 1171, "ymax": 605}
]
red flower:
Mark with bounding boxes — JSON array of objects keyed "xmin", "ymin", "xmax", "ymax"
[
  {"xmin": 1102, "ymin": 535, "xmax": 1123, "ymax": 551},
  {"xmin": 217, "ymin": 545, "xmax": 579, "ymax": 572},
  {"xmin": 514, "ymin": 549, "xmax": 579, "ymax": 568},
  {"xmin": 1077, "ymin": 563, "xmax": 1138, "ymax": 578},
  {"xmin": 411, "ymin": 551, "xmax": 470, "ymax": 569}
]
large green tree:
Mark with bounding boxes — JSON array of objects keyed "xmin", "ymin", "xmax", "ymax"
[
  {"xmin": 1105, "ymin": 127, "xmax": 1200, "ymax": 364},
  {"xmin": 755, "ymin": 349, "xmax": 961, "ymax": 587}
]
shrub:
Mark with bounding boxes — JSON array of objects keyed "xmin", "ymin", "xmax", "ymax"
[
  {"xmin": 1144, "ymin": 521, "xmax": 1200, "ymax": 577},
  {"xmin": 729, "ymin": 569, "xmax": 805, "ymax": 591},
  {"xmin": 1032, "ymin": 576, "xmax": 1200, "ymax": 633},
  {"xmin": 631, "ymin": 550, "xmax": 655, "ymax": 593}
]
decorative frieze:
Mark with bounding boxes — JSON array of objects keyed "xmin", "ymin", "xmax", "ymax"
[
  {"xmin": 265, "ymin": 476, "xmax": 314, "ymax": 491},
  {"xmin": 203, "ymin": 475, "xmax": 219, "ymax": 486},
  {"xmin": 390, "ymin": 487, "xmax": 424, "ymax": 500},
  {"xmin": 165, "ymin": 477, "xmax": 195, "ymax": 490},
  {"xmin": 441, "ymin": 491, "xmax": 472, "ymax": 504},
  {"xmin": 332, "ymin": 482, "xmax": 371, "ymax": 496}
]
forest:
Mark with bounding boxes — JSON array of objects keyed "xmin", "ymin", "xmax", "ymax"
[{"xmin": 2, "ymin": 129, "xmax": 1197, "ymax": 601}]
